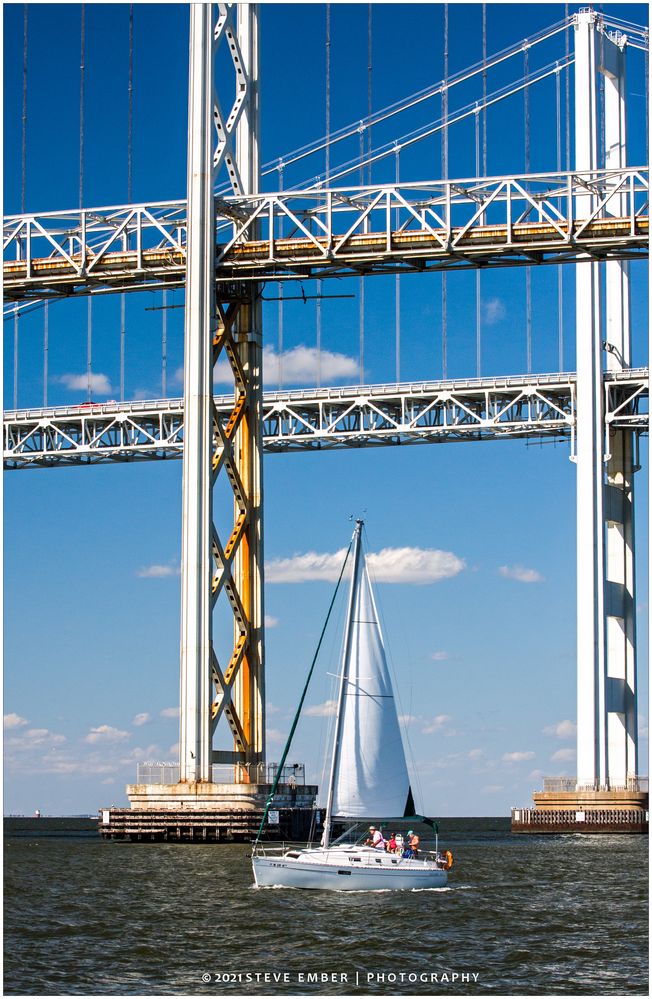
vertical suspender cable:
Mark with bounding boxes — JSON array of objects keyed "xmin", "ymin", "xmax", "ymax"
[
  {"xmin": 87, "ymin": 298, "xmax": 93, "ymax": 400},
  {"xmin": 21, "ymin": 5, "xmax": 27, "ymax": 213},
  {"xmin": 79, "ymin": 6, "xmax": 85, "ymax": 209},
  {"xmin": 524, "ymin": 44, "xmax": 532, "ymax": 374},
  {"xmin": 127, "ymin": 4, "xmax": 133, "ymax": 202},
  {"xmin": 16, "ymin": 5, "xmax": 28, "ymax": 408},
  {"xmin": 13, "ymin": 314, "xmax": 19, "ymax": 410},
  {"xmin": 43, "ymin": 303, "xmax": 49, "ymax": 407},
  {"xmin": 475, "ymin": 106, "xmax": 481, "ymax": 377},
  {"xmin": 482, "ymin": 4, "xmax": 487, "ymax": 176},
  {"xmin": 476, "ymin": 4, "xmax": 487, "ymax": 378},
  {"xmin": 278, "ymin": 164, "xmax": 284, "ymax": 389},
  {"xmin": 367, "ymin": 4, "xmax": 372, "ymax": 184},
  {"xmin": 556, "ymin": 65, "xmax": 563, "ymax": 372},
  {"xmin": 121, "ymin": 4, "xmax": 133, "ymax": 402},
  {"xmin": 565, "ymin": 5, "xmax": 570, "ymax": 171},
  {"xmin": 162, "ymin": 290, "xmax": 168, "ymax": 397},
  {"xmin": 441, "ymin": 4, "xmax": 449, "ymax": 380},
  {"xmin": 80, "ymin": 6, "xmax": 92, "ymax": 401},
  {"xmin": 317, "ymin": 5, "xmax": 331, "ymax": 388},
  {"xmin": 395, "ymin": 146, "xmax": 400, "ymax": 382},
  {"xmin": 359, "ymin": 3, "xmax": 371, "ymax": 385},
  {"xmin": 645, "ymin": 37, "xmax": 649, "ymax": 157}
]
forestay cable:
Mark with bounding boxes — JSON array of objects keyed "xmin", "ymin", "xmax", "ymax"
[{"xmin": 254, "ymin": 541, "xmax": 353, "ymax": 845}]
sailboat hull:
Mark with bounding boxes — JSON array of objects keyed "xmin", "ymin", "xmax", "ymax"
[{"xmin": 252, "ymin": 847, "xmax": 448, "ymax": 891}]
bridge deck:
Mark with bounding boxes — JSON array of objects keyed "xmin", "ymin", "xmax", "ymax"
[{"xmin": 4, "ymin": 369, "xmax": 648, "ymax": 469}]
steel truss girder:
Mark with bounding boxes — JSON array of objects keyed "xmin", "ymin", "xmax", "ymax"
[
  {"xmin": 3, "ymin": 168, "xmax": 648, "ymax": 304},
  {"xmin": 4, "ymin": 369, "xmax": 647, "ymax": 469}
]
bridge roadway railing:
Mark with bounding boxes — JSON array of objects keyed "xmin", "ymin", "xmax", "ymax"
[
  {"xmin": 3, "ymin": 168, "xmax": 648, "ymax": 303},
  {"xmin": 3, "ymin": 368, "xmax": 648, "ymax": 469}
]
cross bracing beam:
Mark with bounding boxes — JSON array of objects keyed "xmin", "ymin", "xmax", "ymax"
[
  {"xmin": 3, "ymin": 168, "xmax": 648, "ymax": 304},
  {"xmin": 4, "ymin": 369, "xmax": 647, "ymax": 469}
]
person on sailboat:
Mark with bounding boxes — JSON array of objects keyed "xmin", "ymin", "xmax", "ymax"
[
  {"xmin": 404, "ymin": 830, "xmax": 420, "ymax": 858},
  {"xmin": 387, "ymin": 832, "xmax": 398, "ymax": 853},
  {"xmin": 366, "ymin": 826, "xmax": 385, "ymax": 850}
]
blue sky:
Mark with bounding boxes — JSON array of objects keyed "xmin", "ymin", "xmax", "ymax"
[{"xmin": 3, "ymin": 2, "xmax": 649, "ymax": 816}]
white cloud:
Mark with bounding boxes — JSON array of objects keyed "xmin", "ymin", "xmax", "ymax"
[
  {"xmin": 422, "ymin": 714, "xmax": 452, "ymax": 735},
  {"xmin": 58, "ymin": 372, "xmax": 113, "ymax": 395},
  {"xmin": 264, "ymin": 614, "xmax": 279, "ymax": 628},
  {"xmin": 266, "ymin": 728, "xmax": 285, "ymax": 744},
  {"xmin": 132, "ymin": 713, "xmax": 151, "ymax": 727},
  {"xmin": 4, "ymin": 713, "xmax": 28, "ymax": 729},
  {"xmin": 305, "ymin": 700, "xmax": 337, "ymax": 717},
  {"xmin": 136, "ymin": 563, "xmax": 180, "ymax": 578},
  {"xmin": 84, "ymin": 725, "xmax": 130, "ymax": 745},
  {"xmin": 551, "ymin": 747, "xmax": 576, "ymax": 762},
  {"xmin": 267, "ymin": 546, "xmax": 465, "ymax": 584},
  {"xmin": 430, "ymin": 651, "xmax": 449, "ymax": 661},
  {"xmin": 208, "ymin": 344, "xmax": 358, "ymax": 388},
  {"xmin": 502, "ymin": 750, "xmax": 535, "ymax": 762},
  {"xmin": 499, "ymin": 564, "xmax": 544, "ymax": 583},
  {"xmin": 543, "ymin": 719, "xmax": 576, "ymax": 739},
  {"xmin": 528, "ymin": 768, "xmax": 545, "ymax": 781},
  {"xmin": 483, "ymin": 297, "xmax": 506, "ymax": 325},
  {"xmin": 398, "ymin": 714, "xmax": 419, "ymax": 725},
  {"xmin": 160, "ymin": 707, "xmax": 180, "ymax": 719},
  {"xmin": 168, "ymin": 742, "xmax": 180, "ymax": 757},
  {"xmin": 468, "ymin": 748, "xmax": 483, "ymax": 760},
  {"xmin": 5, "ymin": 727, "xmax": 66, "ymax": 749}
]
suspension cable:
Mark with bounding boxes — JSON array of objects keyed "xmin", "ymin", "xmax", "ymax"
[
  {"xmin": 441, "ymin": 4, "xmax": 448, "ymax": 380},
  {"xmin": 13, "ymin": 314, "xmax": 19, "ymax": 409},
  {"xmin": 80, "ymin": 6, "xmax": 92, "ymax": 400},
  {"xmin": 477, "ymin": 3, "xmax": 487, "ymax": 378},
  {"xmin": 295, "ymin": 55, "xmax": 573, "ymax": 196},
  {"xmin": 524, "ymin": 43, "xmax": 532, "ymax": 374},
  {"xmin": 128, "ymin": 3, "xmax": 134, "ymax": 202},
  {"xmin": 79, "ymin": 5, "xmax": 85, "ymax": 209},
  {"xmin": 43, "ymin": 302, "xmax": 49, "ymax": 407},
  {"xmin": 162, "ymin": 290, "xmax": 168, "ymax": 397},
  {"xmin": 121, "ymin": 4, "xmax": 134, "ymax": 402},
  {"xmin": 395, "ymin": 145, "xmax": 401, "ymax": 382},
  {"xmin": 316, "ymin": 4, "xmax": 331, "ymax": 388},
  {"xmin": 87, "ymin": 297, "xmax": 92, "ymax": 401},
  {"xmin": 367, "ymin": 3, "xmax": 372, "ymax": 185},
  {"xmin": 475, "ymin": 104, "xmax": 481, "ymax": 377},
  {"xmin": 21, "ymin": 5, "xmax": 28, "ymax": 213},
  {"xmin": 556, "ymin": 64, "xmax": 563, "ymax": 372},
  {"xmin": 277, "ymin": 163, "xmax": 284, "ymax": 389},
  {"xmin": 259, "ymin": 16, "xmax": 572, "ymax": 179},
  {"xmin": 565, "ymin": 5, "xmax": 570, "ymax": 171}
]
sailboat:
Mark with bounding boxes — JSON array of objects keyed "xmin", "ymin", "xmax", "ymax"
[{"xmin": 252, "ymin": 520, "xmax": 452, "ymax": 890}]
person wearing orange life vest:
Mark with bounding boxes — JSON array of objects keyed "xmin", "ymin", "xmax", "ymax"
[{"xmin": 403, "ymin": 829, "xmax": 420, "ymax": 858}]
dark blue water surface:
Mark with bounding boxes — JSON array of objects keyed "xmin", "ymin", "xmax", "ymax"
[{"xmin": 3, "ymin": 817, "xmax": 648, "ymax": 996}]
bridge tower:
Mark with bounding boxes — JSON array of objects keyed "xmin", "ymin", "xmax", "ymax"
[
  {"xmin": 121, "ymin": 3, "xmax": 317, "ymax": 838},
  {"xmin": 516, "ymin": 11, "xmax": 647, "ymax": 832}
]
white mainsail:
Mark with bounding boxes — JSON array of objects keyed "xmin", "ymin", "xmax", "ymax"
[{"xmin": 330, "ymin": 537, "xmax": 413, "ymax": 819}]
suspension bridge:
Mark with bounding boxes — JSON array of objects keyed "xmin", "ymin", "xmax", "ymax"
[{"xmin": 3, "ymin": 3, "xmax": 649, "ymax": 838}]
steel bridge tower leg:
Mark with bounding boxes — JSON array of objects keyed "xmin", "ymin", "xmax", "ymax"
[
  {"xmin": 179, "ymin": 3, "xmax": 264, "ymax": 785},
  {"xmin": 573, "ymin": 11, "xmax": 637, "ymax": 792}
]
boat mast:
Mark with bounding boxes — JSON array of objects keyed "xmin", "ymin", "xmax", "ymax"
[{"xmin": 321, "ymin": 519, "xmax": 364, "ymax": 848}]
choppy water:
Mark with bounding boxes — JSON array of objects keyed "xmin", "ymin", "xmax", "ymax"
[{"xmin": 3, "ymin": 817, "xmax": 648, "ymax": 996}]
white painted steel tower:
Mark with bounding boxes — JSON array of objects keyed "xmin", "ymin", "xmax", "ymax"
[{"xmin": 574, "ymin": 10, "xmax": 638, "ymax": 793}]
